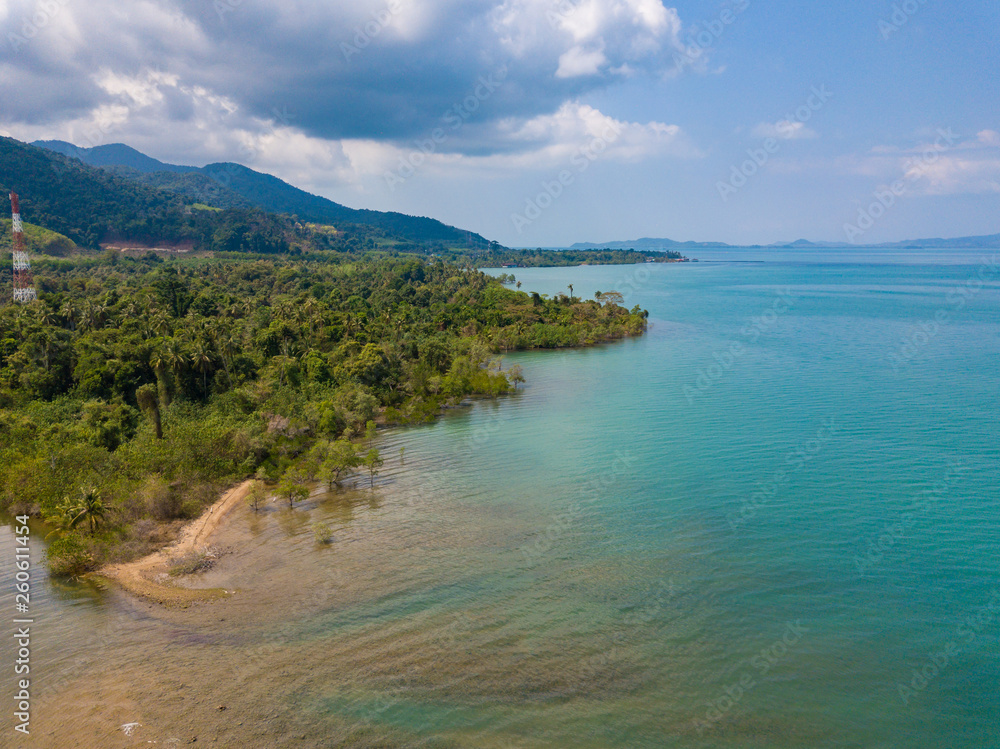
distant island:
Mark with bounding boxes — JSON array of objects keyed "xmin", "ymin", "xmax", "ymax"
[{"xmin": 569, "ymin": 234, "xmax": 1000, "ymax": 251}]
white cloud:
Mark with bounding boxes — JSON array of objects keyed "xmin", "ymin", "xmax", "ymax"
[
  {"xmin": 323, "ymin": 101, "xmax": 700, "ymax": 196},
  {"xmin": 493, "ymin": 0, "xmax": 684, "ymax": 78},
  {"xmin": 500, "ymin": 101, "xmax": 691, "ymax": 160},
  {"xmin": 752, "ymin": 120, "xmax": 818, "ymax": 140},
  {"xmin": 977, "ymin": 129, "xmax": 1000, "ymax": 147},
  {"xmin": 0, "ymin": 0, "xmax": 711, "ymax": 213},
  {"xmin": 817, "ymin": 130, "xmax": 1000, "ymax": 196},
  {"xmin": 2, "ymin": 0, "xmax": 701, "ymax": 149},
  {"xmin": 385, "ymin": 101, "xmax": 698, "ymax": 176},
  {"xmin": 906, "ymin": 156, "xmax": 1000, "ymax": 195},
  {"xmin": 556, "ymin": 45, "xmax": 608, "ymax": 78}
]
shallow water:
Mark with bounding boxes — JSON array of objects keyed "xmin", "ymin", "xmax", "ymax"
[{"xmin": 2, "ymin": 249, "xmax": 999, "ymax": 747}]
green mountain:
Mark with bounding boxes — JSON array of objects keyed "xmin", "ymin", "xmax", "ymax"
[
  {"xmin": 1, "ymin": 136, "xmax": 300, "ymax": 253},
  {"xmin": 32, "ymin": 140, "xmax": 490, "ymax": 248},
  {"xmin": 33, "ymin": 141, "xmax": 199, "ymax": 174},
  {"xmin": 3, "ymin": 136, "xmax": 193, "ymax": 249}
]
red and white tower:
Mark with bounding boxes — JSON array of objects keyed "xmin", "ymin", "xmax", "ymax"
[{"xmin": 10, "ymin": 191, "xmax": 37, "ymax": 303}]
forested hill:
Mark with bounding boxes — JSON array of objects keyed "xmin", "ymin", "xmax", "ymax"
[
  {"xmin": 32, "ymin": 141, "xmax": 199, "ymax": 174},
  {"xmin": 1, "ymin": 136, "xmax": 292, "ymax": 252},
  {"xmin": 33, "ymin": 140, "xmax": 490, "ymax": 248},
  {"xmin": 2, "ymin": 136, "xmax": 188, "ymax": 247}
]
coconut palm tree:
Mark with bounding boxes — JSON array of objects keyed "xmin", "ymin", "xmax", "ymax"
[
  {"xmin": 149, "ymin": 347, "xmax": 172, "ymax": 408},
  {"xmin": 162, "ymin": 337, "xmax": 187, "ymax": 399},
  {"xmin": 215, "ymin": 332, "xmax": 240, "ymax": 388},
  {"xmin": 136, "ymin": 383, "xmax": 163, "ymax": 439},
  {"xmin": 189, "ymin": 341, "xmax": 215, "ymax": 396},
  {"xmin": 35, "ymin": 304, "xmax": 58, "ymax": 327},
  {"xmin": 50, "ymin": 487, "xmax": 106, "ymax": 537},
  {"xmin": 60, "ymin": 301, "xmax": 79, "ymax": 331}
]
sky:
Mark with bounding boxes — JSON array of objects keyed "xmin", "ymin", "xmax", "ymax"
[{"xmin": 0, "ymin": 0, "xmax": 998, "ymax": 247}]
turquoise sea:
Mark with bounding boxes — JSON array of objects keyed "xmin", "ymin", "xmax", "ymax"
[{"xmin": 2, "ymin": 248, "xmax": 999, "ymax": 747}]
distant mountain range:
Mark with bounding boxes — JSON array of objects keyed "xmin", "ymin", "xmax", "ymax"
[
  {"xmin": 570, "ymin": 234, "xmax": 1000, "ymax": 250},
  {"xmin": 32, "ymin": 140, "xmax": 489, "ymax": 248}
]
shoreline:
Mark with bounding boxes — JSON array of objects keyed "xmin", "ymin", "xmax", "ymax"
[{"xmin": 93, "ymin": 479, "xmax": 252, "ymax": 607}]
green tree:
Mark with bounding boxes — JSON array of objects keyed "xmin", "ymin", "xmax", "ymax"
[
  {"xmin": 319, "ymin": 440, "xmax": 360, "ymax": 489},
  {"xmin": 598, "ymin": 290, "xmax": 625, "ymax": 307},
  {"xmin": 508, "ymin": 364, "xmax": 525, "ymax": 389},
  {"xmin": 135, "ymin": 383, "xmax": 162, "ymax": 439},
  {"xmin": 149, "ymin": 347, "xmax": 172, "ymax": 408},
  {"xmin": 163, "ymin": 338, "xmax": 186, "ymax": 399},
  {"xmin": 52, "ymin": 487, "xmax": 106, "ymax": 537},
  {"xmin": 189, "ymin": 341, "xmax": 215, "ymax": 396},
  {"xmin": 362, "ymin": 447, "xmax": 384, "ymax": 488},
  {"xmin": 276, "ymin": 470, "xmax": 309, "ymax": 508},
  {"xmin": 245, "ymin": 478, "xmax": 267, "ymax": 513},
  {"xmin": 80, "ymin": 400, "xmax": 139, "ymax": 451}
]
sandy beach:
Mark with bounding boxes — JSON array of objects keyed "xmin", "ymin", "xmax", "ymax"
[{"xmin": 95, "ymin": 479, "xmax": 253, "ymax": 606}]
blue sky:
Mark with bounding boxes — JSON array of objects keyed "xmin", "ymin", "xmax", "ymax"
[{"xmin": 1, "ymin": 0, "xmax": 998, "ymax": 246}]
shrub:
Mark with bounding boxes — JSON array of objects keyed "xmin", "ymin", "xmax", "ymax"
[
  {"xmin": 168, "ymin": 548, "xmax": 217, "ymax": 576},
  {"xmin": 46, "ymin": 534, "xmax": 96, "ymax": 577},
  {"xmin": 312, "ymin": 522, "xmax": 333, "ymax": 544}
]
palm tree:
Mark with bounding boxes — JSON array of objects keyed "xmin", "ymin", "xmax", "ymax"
[
  {"xmin": 151, "ymin": 313, "xmax": 172, "ymax": 337},
  {"xmin": 36, "ymin": 305, "xmax": 58, "ymax": 327},
  {"xmin": 163, "ymin": 338, "xmax": 187, "ymax": 399},
  {"xmin": 60, "ymin": 301, "xmax": 79, "ymax": 331},
  {"xmin": 51, "ymin": 487, "xmax": 106, "ymax": 537},
  {"xmin": 149, "ymin": 347, "xmax": 172, "ymax": 408},
  {"xmin": 75, "ymin": 488, "xmax": 106, "ymax": 536},
  {"xmin": 136, "ymin": 384, "xmax": 163, "ymax": 439},
  {"xmin": 122, "ymin": 300, "xmax": 141, "ymax": 320},
  {"xmin": 216, "ymin": 333, "xmax": 240, "ymax": 387},
  {"xmin": 80, "ymin": 302, "xmax": 107, "ymax": 331},
  {"xmin": 189, "ymin": 341, "xmax": 215, "ymax": 396}
]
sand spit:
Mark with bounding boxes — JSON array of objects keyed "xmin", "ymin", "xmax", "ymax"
[{"xmin": 95, "ymin": 480, "xmax": 252, "ymax": 607}]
